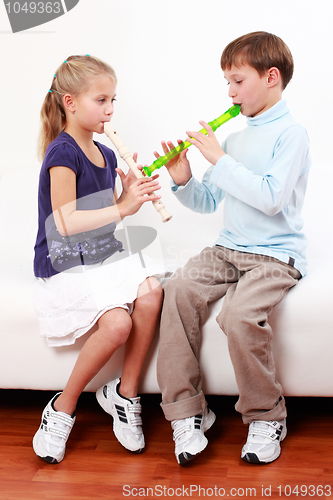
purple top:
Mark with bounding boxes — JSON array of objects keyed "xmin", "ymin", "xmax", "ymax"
[{"xmin": 34, "ymin": 132, "xmax": 123, "ymax": 277}]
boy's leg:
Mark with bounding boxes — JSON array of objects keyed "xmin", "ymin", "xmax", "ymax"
[
  {"xmin": 217, "ymin": 252, "xmax": 301, "ymax": 424},
  {"xmin": 157, "ymin": 246, "xmax": 241, "ymax": 421}
]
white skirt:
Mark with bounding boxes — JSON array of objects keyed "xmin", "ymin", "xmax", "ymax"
[{"xmin": 33, "ymin": 252, "xmax": 170, "ymax": 347}]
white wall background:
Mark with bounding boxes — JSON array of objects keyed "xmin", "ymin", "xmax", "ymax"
[{"xmin": 0, "ymin": 0, "xmax": 332, "ymax": 265}]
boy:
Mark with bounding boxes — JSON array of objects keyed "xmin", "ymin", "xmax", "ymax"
[{"xmin": 156, "ymin": 32, "xmax": 311, "ymax": 465}]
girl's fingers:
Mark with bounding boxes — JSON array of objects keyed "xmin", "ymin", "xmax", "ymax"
[
  {"xmin": 115, "ymin": 167, "xmax": 125, "ymax": 179},
  {"xmin": 134, "ymin": 177, "xmax": 160, "ymax": 191}
]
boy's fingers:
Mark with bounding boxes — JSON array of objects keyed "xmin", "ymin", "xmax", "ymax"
[
  {"xmin": 160, "ymin": 140, "xmax": 170, "ymax": 154},
  {"xmin": 186, "ymin": 130, "xmax": 199, "ymax": 142},
  {"xmin": 166, "ymin": 140, "xmax": 176, "ymax": 151},
  {"xmin": 199, "ymin": 120, "xmax": 213, "ymax": 135}
]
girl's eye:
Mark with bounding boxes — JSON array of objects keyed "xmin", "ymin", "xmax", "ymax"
[
  {"xmin": 235, "ymin": 80, "xmax": 242, "ymax": 84},
  {"xmin": 98, "ymin": 98, "xmax": 105, "ymax": 103},
  {"xmin": 112, "ymin": 98, "xmax": 116, "ymax": 103}
]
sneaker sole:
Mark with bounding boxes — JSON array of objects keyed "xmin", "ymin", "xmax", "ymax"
[
  {"xmin": 242, "ymin": 449, "xmax": 280, "ymax": 464},
  {"xmin": 96, "ymin": 387, "xmax": 144, "ymax": 454}
]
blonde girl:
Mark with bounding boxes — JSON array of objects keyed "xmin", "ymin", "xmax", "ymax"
[{"xmin": 32, "ymin": 55, "xmax": 166, "ymax": 464}]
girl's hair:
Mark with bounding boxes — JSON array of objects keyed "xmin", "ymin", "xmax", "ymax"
[
  {"xmin": 38, "ymin": 55, "xmax": 117, "ymax": 160},
  {"xmin": 221, "ymin": 32, "xmax": 294, "ymax": 90}
]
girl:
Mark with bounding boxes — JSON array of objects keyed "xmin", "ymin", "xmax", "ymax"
[{"xmin": 32, "ymin": 55, "xmax": 167, "ymax": 464}]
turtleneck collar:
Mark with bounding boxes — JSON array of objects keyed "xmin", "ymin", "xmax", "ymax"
[{"xmin": 246, "ymin": 99, "xmax": 290, "ymax": 126}]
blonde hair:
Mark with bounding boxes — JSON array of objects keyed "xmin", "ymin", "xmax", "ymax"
[
  {"xmin": 221, "ymin": 32, "xmax": 294, "ymax": 90},
  {"xmin": 38, "ymin": 55, "xmax": 117, "ymax": 160}
]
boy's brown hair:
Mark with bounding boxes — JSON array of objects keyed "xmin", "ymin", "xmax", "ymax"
[{"xmin": 221, "ymin": 31, "xmax": 294, "ymax": 90}]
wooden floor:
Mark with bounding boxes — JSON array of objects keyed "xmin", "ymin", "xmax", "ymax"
[{"xmin": 1, "ymin": 390, "xmax": 332, "ymax": 500}]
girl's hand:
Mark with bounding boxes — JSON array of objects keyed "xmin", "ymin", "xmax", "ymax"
[
  {"xmin": 115, "ymin": 152, "xmax": 140, "ymax": 194},
  {"xmin": 185, "ymin": 121, "xmax": 225, "ymax": 165},
  {"xmin": 118, "ymin": 176, "xmax": 162, "ymax": 217},
  {"xmin": 153, "ymin": 140, "xmax": 192, "ymax": 186}
]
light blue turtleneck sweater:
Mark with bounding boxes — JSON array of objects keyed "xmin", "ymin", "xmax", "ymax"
[{"xmin": 171, "ymin": 100, "xmax": 311, "ymax": 275}]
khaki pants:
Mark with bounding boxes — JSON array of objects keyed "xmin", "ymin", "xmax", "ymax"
[{"xmin": 157, "ymin": 246, "xmax": 301, "ymax": 424}]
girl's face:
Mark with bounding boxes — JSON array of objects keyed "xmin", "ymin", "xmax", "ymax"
[
  {"xmin": 70, "ymin": 75, "xmax": 117, "ymax": 135},
  {"xmin": 223, "ymin": 63, "xmax": 273, "ymax": 117}
]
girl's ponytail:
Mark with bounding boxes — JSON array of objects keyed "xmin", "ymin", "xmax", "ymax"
[
  {"xmin": 38, "ymin": 81, "xmax": 66, "ymax": 160},
  {"xmin": 37, "ymin": 55, "xmax": 117, "ymax": 161}
]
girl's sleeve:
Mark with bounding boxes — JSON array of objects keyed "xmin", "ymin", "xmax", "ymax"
[
  {"xmin": 43, "ymin": 142, "xmax": 81, "ymax": 175},
  {"xmin": 106, "ymin": 148, "xmax": 118, "ymax": 183}
]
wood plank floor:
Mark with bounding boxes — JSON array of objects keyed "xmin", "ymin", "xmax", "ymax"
[{"xmin": 0, "ymin": 390, "xmax": 332, "ymax": 499}]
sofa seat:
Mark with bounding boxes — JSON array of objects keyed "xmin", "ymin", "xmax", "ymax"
[{"xmin": 1, "ymin": 165, "xmax": 332, "ymax": 396}]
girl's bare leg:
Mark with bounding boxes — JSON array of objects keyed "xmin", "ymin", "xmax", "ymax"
[
  {"xmin": 54, "ymin": 307, "xmax": 132, "ymax": 415},
  {"xmin": 119, "ymin": 277, "xmax": 163, "ymax": 399}
]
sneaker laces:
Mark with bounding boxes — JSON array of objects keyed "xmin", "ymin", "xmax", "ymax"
[
  {"xmin": 248, "ymin": 420, "xmax": 284, "ymax": 445},
  {"xmin": 172, "ymin": 414, "xmax": 203, "ymax": 443},
  {"xmin": 126, "ymin": 397, "xmax": 143, "ymax": 429},
  {"xmin": 43, "ymin": 408, "xmax": 75, "ymax": 449},
  {"xmin": 172, "ymin": 419, "xmax": 192, "ymax": 443}
]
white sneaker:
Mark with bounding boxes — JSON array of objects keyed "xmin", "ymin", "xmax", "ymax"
[
  {"xmin": 172, "ymin": 408, "xmax": 216, "ymax": 465},
  {"xmin": 32, "ymin": 393, "xmax": 76, "ymax": 464},
  {"xmin": 241, "ymin": 419, "xmax": 287, "ymax": 464},
  {"xmin": 96, "ymin": 378, "xmax": 144, "ymax": 453}
]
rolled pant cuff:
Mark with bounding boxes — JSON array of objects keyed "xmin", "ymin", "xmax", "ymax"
[
  {"xmin": 240, "ymin": 396, "xmax": 287, "ymax": 425},
  {"xmin": 160, "ymin": 391, "xmax": 207, "ymax": 421}
]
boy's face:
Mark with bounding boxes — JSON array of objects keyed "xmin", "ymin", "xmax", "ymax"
[{"xmin": 223, "ymin": 63, "xmax": 276, "ymax": 118}]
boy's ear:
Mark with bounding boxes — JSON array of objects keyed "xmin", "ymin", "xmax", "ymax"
[
  {"xmin": 267, "ymin": 67, "xmax": 281, "ymax": 88},
  {"xmin": 63, "ymin": 94, "xmax": 76, "ymax": 113}
]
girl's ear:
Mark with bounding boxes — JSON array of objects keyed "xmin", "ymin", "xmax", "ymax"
[
  {"xmin": 63, "ymin": 94, "xmax": 76, "ymax": 113},
  {"xmin": 267, "ymin": 67, "xmax": 281, "ymax": 88}
]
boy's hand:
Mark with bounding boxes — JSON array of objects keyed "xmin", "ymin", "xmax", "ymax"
[
  {"xmin": 186, "ymin": 121, "xmax": 226, "ymax": 165},
  {"xmin": 153, "ymin": 140, "xmax": 192, "ymax": 186}
]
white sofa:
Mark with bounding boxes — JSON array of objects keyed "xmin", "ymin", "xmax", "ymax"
[{"xmin": 1, "ymin": 161, "xmax": 332, "ymax": 397}]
